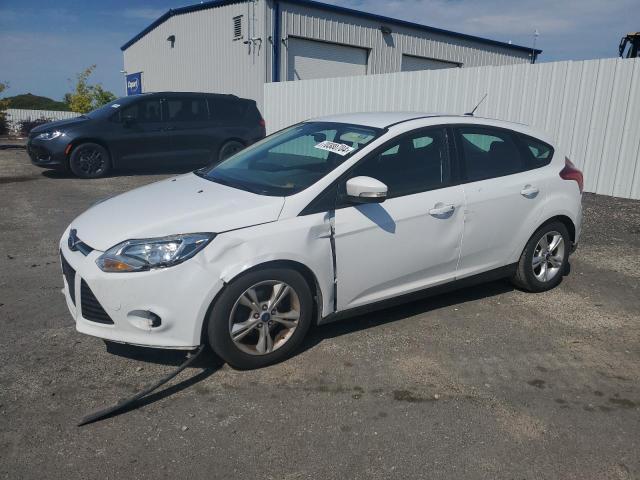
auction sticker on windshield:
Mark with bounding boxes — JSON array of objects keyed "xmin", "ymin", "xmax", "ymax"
[{"xmin": 314, "ymin": 140, "xmax": 355, "ymax": 156}]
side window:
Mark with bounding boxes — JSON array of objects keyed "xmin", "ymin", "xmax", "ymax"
[
  {"xmin": 457, "ymin": 126, "xmax": 525, "ymax": 182},
  {"xmin": 118, "ymin": 99, "xmax": 162, "ymax": 123},
  {"xmin": 349, "ymin": 128, "xmax": 450, "ymax": 199},
  {"xmin": 518, "ymin": 134, "xmax": 554, "ymax": 168},
  {"xmin": 167, "ymin": 97, "xmax": 209, "ymax": 122},
  {"xmin": 210, "ymin": 97, "xmax": 245, "ymax": 124}
]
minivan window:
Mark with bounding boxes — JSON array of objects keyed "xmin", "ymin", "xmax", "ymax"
[
  {"xmin": 197, "ymin": 122, "xmax": 382, "ymax": 196},
  {"xmin": 349, "ymin": 128, "xmax": 450, "ymax": 198},
  {"xmin": 457, "ymin": 126, "xmax": 525, "ymax": 181},
  {"xmin": 211, "ymin": 97, "xmax": 245, "ymax": 123},
  {"xmin": 167, "ymin": 97, "xmax": 208, "ymax": 122},
  {"xmin": 118, "ymin": 99, "xmax": 163, "ymax": 123}
]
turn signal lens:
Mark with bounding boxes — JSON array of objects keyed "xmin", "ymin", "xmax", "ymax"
[
  {"xmin": 100, "ymin": 258, "xmax": 138, "ymax": 272},
  {"xmin": 560, "ymin": 157, "xmax": 584, "ymax": 193}
]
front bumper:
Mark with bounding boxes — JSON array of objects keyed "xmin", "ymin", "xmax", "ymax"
[
  {"xmin": 59, "ymin": 232, "xmax": 225, "ymax": 349},
  {"xmin": 27, "ymin": 136, "xmax": 69, "ymax": 169}
]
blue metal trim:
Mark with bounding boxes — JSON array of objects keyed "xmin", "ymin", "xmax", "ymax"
[
  {"xmin": 121, "ymin": 0, "xmax": 542, "ymax": 56},
  {"xmin": 272, "ymin": 0, "xmax": 281, "ymax": 82}
]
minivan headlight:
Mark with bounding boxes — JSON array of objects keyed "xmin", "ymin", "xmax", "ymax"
[
  {"xmin": 36, "ymin": 130, "xmax": 63, "ymax": 140},
  {"xmin": 96, "ymin": 233, "xmax": 215, "ymax": 272}
]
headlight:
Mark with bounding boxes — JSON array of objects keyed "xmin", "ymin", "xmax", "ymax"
[
  {"xmin": 96, "ymin": 233, "xmax": 215, "ymax": 273},
  {"xmin": 36, "ymin": 130, "xmax": 63, "ymax": 140}
]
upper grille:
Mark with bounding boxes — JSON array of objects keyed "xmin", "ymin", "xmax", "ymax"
[
  {"xmin": 80, "ymin": 279, "xmax": 114, "ymax": 324},
  {"xmin": 60, "ymin": 252, "xmax": 76, "ymax": 305}
]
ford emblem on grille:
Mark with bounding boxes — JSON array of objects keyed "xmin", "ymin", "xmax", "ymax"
[{"xmin": 68, "ymin": 229, "xmax": 80, "ymax": 251}]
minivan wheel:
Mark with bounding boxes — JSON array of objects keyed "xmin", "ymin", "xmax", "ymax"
[
  {"xmin": 511, "ymin": 221, "xmax": 570, "ymax": 292},
  {"xmin": 218, "ymin": 140, "xmax": 245, "ymax": 162},
  {"xmin": 69, "ymin": 143, "xmax": 111, "ymax": 178},
  {"xmin": 207, "ymin": 268, "xmax": 313, "ymax": 369}
]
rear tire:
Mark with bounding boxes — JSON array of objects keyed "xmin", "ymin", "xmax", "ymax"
[
  {"xmin": 207, "ymin": 267, "xmax": 313, "ymax": 369},
  {"xmin": 511, "ymin": 221, "xmax": 570, "ymax": 292},
  {"xmin": 217, "ymin": 140, "xmax": 245, "ymax": 163},
  {"xmin": 69, "ymin": 143, "xmax": 111, "ymax": 178}
]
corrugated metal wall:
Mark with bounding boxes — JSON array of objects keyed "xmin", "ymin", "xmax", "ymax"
[
  {"xmin": 5, "ymin": 109, "xmax": 79, "ymax": 133},
  {"xmin": 278, "ymin": 1, "xmax": 532, "ymax": 77},
  {"xmin": 123, "ymin": 1, "xmax": 268, "ymax": 111},
  {"xmin": 264, "ymin": 58, "xmax": 640, "ymax": 199}
]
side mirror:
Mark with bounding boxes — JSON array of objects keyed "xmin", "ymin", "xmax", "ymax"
[
  {"xmin": 122, "ymin": 115, "xmax": 136, "ymax": 127},
  {"xmin": 346, "ymin": 176, "xmax": 388, "ymax": 204}
]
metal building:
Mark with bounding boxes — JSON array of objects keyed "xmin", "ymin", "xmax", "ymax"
[{"xmin": 121, "ymin": 0, "xmax": 541, "ymax": 112}]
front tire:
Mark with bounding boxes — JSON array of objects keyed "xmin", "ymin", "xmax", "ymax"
[
  {"xmin": 69, "ymin": 143, "xmax": 111, "ymax": 178},
  {"xmin": 207, "ymin": 268, "xmax": 313, "ymax": 369},
  {"xmin": 511, "ymin": 221, "xmax": 570, "ymax": 292}
]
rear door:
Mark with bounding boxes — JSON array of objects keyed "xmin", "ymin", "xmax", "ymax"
[
  {"xmin": 110, "ymin": 96, "xmax": 171, "ymax": 170},
  {"xmin": 165, "ymin": 95, "xmax": 214, "ymax": 167},
  {"xmin": 454, "ymin": 125, "xmax": 548, "ymax": 278}
]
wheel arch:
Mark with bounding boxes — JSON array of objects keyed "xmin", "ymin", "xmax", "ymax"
[
  {"xmin": 536, "ymin": 214, "xmax": 576, "ymax": 243},
  {"xmin": 199, "ymin": 259, "xmax": 324, "ymax": 345}
]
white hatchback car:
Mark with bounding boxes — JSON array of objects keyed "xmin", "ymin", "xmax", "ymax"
[{"xmin": 60, "ymin": 113, "xmax": 583, "ymax": 369}]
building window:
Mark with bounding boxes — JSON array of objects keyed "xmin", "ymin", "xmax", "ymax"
[{"xmin": 233, "ymin": 15, "xmax": 243, "ymax": 40}]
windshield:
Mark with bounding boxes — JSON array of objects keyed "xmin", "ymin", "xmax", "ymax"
[
  {"xmin": 84, "ymin": 97, "xmax": 137, "ymax": 119},
  {"xmin": 197, "ymin": 122, "xmax": 383, "ymax": 196}
]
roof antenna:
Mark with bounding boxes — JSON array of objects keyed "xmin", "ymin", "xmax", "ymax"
[{"xmin": 465, "ymin": 93, "xmax": 487, "ymax": 116}]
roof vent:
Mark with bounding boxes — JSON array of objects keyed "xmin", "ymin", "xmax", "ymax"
[{"xmin": 233, "ymin": 15, "xmax": 243, "ymax": 40}]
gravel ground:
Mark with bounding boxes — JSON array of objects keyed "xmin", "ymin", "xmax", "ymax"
[{"xmin": 0, "ymin": 149, "xmax": 639, "ymax": 480}]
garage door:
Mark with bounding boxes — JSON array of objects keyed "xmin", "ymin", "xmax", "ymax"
[
  {"xmin": 287, "ymin": 38, "xmax": 368, "ymax": 81},
  {"xmin": 401, "ymin": 54, "xmax": 460, "ymax": 72}
]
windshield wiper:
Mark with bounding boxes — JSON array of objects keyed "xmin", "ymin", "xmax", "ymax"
[{"xmin": 195, "ymin": 171, "xmax": 268, "ymax": 195}]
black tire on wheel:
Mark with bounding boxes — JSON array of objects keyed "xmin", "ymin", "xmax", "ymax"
[
  {"xmin": 511, "ymin": 221, "xmax": 571, "ymax": 293},
  {"xmin": 207, "ymin": 268, "xmax": 313, "ymax": 370},
  {"xmin": 69, "ymin": 142, "xmax": 111, "ymax": 178},
  {"xmin": 217, "ymin": 140, "xmax": 245, "ymax": 163}
]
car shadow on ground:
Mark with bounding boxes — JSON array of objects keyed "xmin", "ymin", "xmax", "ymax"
[
  {"xmin": 88, "ymin": 279, "xmax": 514, "ymax": 424},
  {"xmin": 299, "ymin": 278, "xmax": 516, "ymax": 355},
  {"xmin": 42, "ymin": 166, "xmax": 196, "ymax": 180}
]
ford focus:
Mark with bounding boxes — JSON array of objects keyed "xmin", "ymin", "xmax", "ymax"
[{"xmin": 59, "ymin": 113, "xmax": 583, "ymax": 369}]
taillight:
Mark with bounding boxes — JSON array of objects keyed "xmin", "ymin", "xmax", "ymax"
[
  {"xmin": 560, "ymin": 157, "xmax": 584, "ymax": 193},
  {"xmin": 259, "ymin": 118, "xmax": 266, "ymax": 128}
]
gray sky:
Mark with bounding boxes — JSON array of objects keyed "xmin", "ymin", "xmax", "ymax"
[{"xmin": 0, "ymin": 0, "xmax": 636, "ymax": 100}]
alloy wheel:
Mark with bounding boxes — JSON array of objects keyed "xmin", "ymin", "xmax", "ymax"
[
  {"xmin": 75, "ymin": 147, "xmax": 106, "ymax": 176},
  {"xmin": 228, "ymin": 280, "xmax": 301, "ymax": 355},
  {"xmin": 532, "ymin": 230, "xmax": 565, "ymax": 282}
]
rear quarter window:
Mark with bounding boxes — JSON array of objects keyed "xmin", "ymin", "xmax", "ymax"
[
  {"xmin": 210, "ymin": 97, "xmax": 246, "ymax": 124},
  {"xmin": 517, "ymin": 134, "xmax": 555, "ymax": 168}
]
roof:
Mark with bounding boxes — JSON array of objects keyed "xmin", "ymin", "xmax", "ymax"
[
  {"xmin": 120, "ymin": 0, "xmax": 542, "ymax": 57},
  {"xmin": 310, "ymin": 112, "xmax": 442, "ymax": 129},
  {"xmin": 308, "ymin": 112, "xmax": 552, "ymax": 141}
]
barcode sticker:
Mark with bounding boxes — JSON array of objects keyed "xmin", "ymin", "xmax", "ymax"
[{"xmin": 314, "ymin": 140, "xmax": 355, "ymax": 156}]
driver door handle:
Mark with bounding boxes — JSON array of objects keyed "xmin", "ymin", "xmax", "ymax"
[
  {"xmin": 520, "ymin": 185, "xmax": 539, "ymax": 198},
  {"xmin": 429, "ymin": 203, "xmax": 455, "ymax": 217}
]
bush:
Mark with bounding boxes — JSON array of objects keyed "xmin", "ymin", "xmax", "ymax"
[
  {"xmin": 18, "ymin": 118, "xmax": 51, "ymax": 136},
  {"xmin": 0, "ymin": 111, "xmax": 8, "ymax": 135}
]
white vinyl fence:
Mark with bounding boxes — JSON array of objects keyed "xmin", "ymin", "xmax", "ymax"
[
  {"xmin": 264, "ymin": 58, "xmax": 640, "ymax": 199},
  {"xmin": 5, "ymin": 109, "xmax": 79, "ymax": 134}
]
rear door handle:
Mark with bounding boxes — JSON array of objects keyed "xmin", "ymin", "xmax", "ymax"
[
  {"xmin": 163, "ymin": 126, "xmax": 176, "ymax": 131},
  {"xmin": 520, "ymin": 185, "xmax": 539, "ymax": 198},
  {"xmin": 429, "ymin": 203, "xmax": 455, "ymax": 217}
]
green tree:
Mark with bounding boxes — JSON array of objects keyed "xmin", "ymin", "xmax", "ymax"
[{"xmin": 66, "ymin": 65, "xmax": 117, "ymax": 114}]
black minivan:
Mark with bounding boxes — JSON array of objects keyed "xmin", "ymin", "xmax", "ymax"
[{"xmin": 27, "ymin": 92, "xmax": 266, "ymax": 178}]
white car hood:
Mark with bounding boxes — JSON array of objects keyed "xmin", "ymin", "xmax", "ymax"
[{"xmin": 71, "ymin": 173, "xmax": 285, "ymax": 251}]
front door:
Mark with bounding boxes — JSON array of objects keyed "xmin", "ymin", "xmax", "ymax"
[{"xmin": 334, "ymin": 127, "xmax": 465, "ymax": 311}]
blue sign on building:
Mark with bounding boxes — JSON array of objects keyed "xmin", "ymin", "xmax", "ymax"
[{"xmin": 126, "ymin": 72, "xmax": 143, "ymax": 95}]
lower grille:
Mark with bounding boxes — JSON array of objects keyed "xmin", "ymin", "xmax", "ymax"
[
  {"xmin": 80, "ymin": 280, "xmax": 114, "ymax": 324},
  {"xmin": 60, "ymin": 252, "xmax": 76, "ymax": 305}
]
